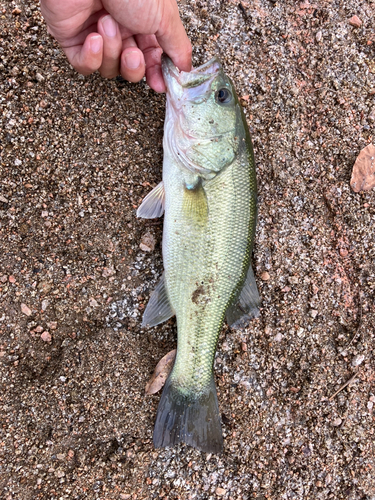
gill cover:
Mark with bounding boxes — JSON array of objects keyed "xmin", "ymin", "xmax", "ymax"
[{"xmin": 162, "ymin": 55, "xmax": 242, "ymax": 184}]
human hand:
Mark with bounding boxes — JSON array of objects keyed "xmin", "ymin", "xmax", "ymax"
[{"xmin": 40, "ymin": 0, "xmax": 192, "ymax": 93}]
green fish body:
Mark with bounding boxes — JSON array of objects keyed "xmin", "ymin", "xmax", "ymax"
[{"xmin": 137, "ymin": 56, "xmax": 259, "ymax": 453}]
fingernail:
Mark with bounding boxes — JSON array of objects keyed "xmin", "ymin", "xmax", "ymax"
[
  {"xmin": 102, "ymin": 15, "xmax": 117, "ymax": 38},
  {"xmin": 90, "ymin": 35, "xmax": 102, "ymax": 54},
  {"xmin": 124, "ymin": 51, "xmax": 141, "ymax": 70}
]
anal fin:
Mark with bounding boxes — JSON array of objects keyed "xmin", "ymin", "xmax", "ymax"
[
  {"xmin": 142, "ymin": 273, "xmax": 175, "ymax": 327},
  {"xmin": 226, "ymin": 264, "xmax": 260, "ymax": 329}
]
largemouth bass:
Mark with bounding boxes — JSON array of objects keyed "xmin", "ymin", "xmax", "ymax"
[{"xmin": 137, "ymin": 55, "xmax": 259, "ymax": 453}]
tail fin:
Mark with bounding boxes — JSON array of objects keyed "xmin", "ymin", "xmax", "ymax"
[{"xmin": 153, "ymin": 375, "xmax": 223, "ymax": 454}]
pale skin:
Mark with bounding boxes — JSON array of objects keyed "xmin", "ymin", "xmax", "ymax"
[{"xmin": 40, "ymin": 0, "xmax": 192, "ymax": 93}]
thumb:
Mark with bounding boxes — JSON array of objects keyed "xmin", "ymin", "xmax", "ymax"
[{"xmin": 156, "ymin": 1, "xmax": 192, "ymax": 72}]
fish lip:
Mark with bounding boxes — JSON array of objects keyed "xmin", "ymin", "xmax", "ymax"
[{"xmin": 162, "ymin": 54, "xmax": 221, "ymax": 90}]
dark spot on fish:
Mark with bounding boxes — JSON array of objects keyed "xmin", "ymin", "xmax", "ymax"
[{"xmin": 191, "ymin": 285, "xmax": 206, "ymax": 305}]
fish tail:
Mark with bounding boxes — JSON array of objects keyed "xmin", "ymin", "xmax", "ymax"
[{"xmin": 153, "ymin": 375, "xmax": 223, "ymax": 454}]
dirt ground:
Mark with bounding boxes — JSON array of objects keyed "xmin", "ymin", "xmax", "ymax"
[{"xmin": 1, "ymin": 0, "xmax": 374, "ymax": 499}]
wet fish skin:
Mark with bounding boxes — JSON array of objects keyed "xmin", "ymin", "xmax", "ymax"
[{"xmin": 137, "ymin": 55, "xmax": 259, "ymax": 453}]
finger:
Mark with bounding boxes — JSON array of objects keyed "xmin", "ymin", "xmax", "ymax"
[
  {"xmin": 63, "ymin": 33, "xmax": 103, "ymax": 76},
  {"xmin": 120, "ymin": 37, "xmax": 146, "ymax": 84},
  {"xmin": 97, "ymin": 14, "xmax": 122, "ymax": 78},
  {"xmin": 156, "ymin": 0, "xmax": 192, "ymax": 73},
  {"xmin": 135, "ymin": 34, "xmax": 164, "ymax": 93}
]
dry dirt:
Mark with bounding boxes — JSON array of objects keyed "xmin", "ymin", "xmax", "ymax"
[{"xmin": 1, "ymin": 0, "xmax": 374, "ymax": 499}]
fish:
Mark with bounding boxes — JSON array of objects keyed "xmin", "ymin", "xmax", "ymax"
[{"xmin": 137, "ymin": 55, "xmax": 259, "ymax": 454}]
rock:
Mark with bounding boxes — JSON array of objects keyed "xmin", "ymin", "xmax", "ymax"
[
  {"xmin": 89, "ymin": 297, "xmax": 99, "ymax": 307},
  {"xmin": 352, "ymin": 354, "xmax": 365, "ymax": 367},
  {"xmin": 332, "ymin": 417, "xmax": 342, "ymax": 426},
  {"xmin": 261, "ymin": 271, "xmax": 270, "ymax": 281},
  {"xmin": 349, "ymin": 15, "xmax": 362, "ymax": 28},
  {"xmin": 36, "ymin": 73, "xmax": 45, "ymax": 82},
  {"xmin": 350, "ymin": 144, "xmax": 375, "ymax": 192},
  {"xmin": 215, "ymin": 487, "xmax": 227, "ymax": 496},
  {"xmin": 102, "ymin": 267, "xmax": 116, "ymax": 277},
  {"xmin": 41, "ymin": 331, "xmax": 52, "ymax": 342},
  {"xmin": 21, "ymin": 303, "xmax": 32, "ymax": 316},
  {"xmin": 140, "ymin": 231, "xmax": 156, "ymax": 252},
  {"xmin": 315, "ymin": 31, "xmax": 322, "ymax": 42}
]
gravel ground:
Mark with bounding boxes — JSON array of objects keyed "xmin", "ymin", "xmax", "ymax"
[{"xmin": 1, "ymin": 0, "xmax": 375, "ymax": 499}]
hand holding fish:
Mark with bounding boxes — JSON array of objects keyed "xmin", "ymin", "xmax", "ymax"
[{"xmin": 40, "ymin": 0, "xmax": 192, "ymax": 92}]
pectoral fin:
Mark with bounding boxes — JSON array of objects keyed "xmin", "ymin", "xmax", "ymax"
[
  {"xmin": 226, "ymin": 264, "xmax": 260, "ymax": 329},
  {"xmin": 142, "ymin": 273, "xmax": 175, "ymax": 327},
  {"xmin": 137, "ymin": 181, "xmax": 165, "ymax": 219},
  {"xmin": 182, "ymin": 179, "xmax": 208, "ymax": 223}
]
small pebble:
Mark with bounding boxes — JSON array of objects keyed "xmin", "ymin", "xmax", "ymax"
[
  {"xmin": 315, "ymin": 31, "xmax": 322, "ymax": 42},
  {"xmin": 352, "ymin": 354, "xmax": 365, "ymax": 367},
  {"xmin": 8, "ymin": 275, "xmax": 16, "ymax": 283},
  {"xmin": 41, "ymin": 331, "xmax": 52, "ymax": 342},
  {"xmin": 140, "ymin": 232, "xmax": 156, "ymax": 252},
  {"xmin": 349, "ymin": 15, "xmax": 362, "ymax": 28},
  {"xmin": 310, "ymin": 309, "xmax": 318, "ymax": 318},
  {"xmin": 261, "ymin": 271, "xmax": 270, "ymax": 281},
  {"xmin": 36, "ymin": 73, "xmax": 45, "ymax": 82},
  {"xmin": 102, "ymin": 267, "xmax": 116, "ymax": 277},
  {"xmin": 215, "ymin": 487, "xmax": 227, "ymax": 496},
  {"xmin": 21, "ymin": 303, "xmax": 32, "ymax": 316},
  {"xmin": 332, "ymin": 417, "xmax": 342, "ymax": 426},
  {"xmin": 89, "ymin": 297, "xmax": 99, "ymax": 307}
]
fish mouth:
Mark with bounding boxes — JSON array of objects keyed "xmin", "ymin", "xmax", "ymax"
[{"xmin": 162, "ymin": 55, "xmax": 221, "ymax": 91}]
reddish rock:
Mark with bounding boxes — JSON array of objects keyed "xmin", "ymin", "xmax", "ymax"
[
  {"xmin": 349, "ymin": 15, "xmax": 362, "ymax": 28},
  {"xmin": 40, "ymin": 331, "xmax": 52, "ymax": 342},
  {"xmin": 350, "ymin": 144, "xmax": 375, "ymax": 192}
]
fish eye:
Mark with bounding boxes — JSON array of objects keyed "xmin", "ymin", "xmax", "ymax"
[{"xmin": 215, "ymin": 88, "xmax": 232, "ymax": 104}]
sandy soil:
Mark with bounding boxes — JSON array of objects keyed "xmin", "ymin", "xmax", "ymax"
[{"xmin": 1, "ymin": 0, "xmax": 374, "ymax": 499}]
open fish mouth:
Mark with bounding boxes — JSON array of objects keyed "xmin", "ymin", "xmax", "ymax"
[{"xmin": 162, "ymin": 54, "xmax": 222, "ymax": 92}]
